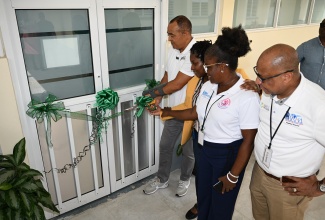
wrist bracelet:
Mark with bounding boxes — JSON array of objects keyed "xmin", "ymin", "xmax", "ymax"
[
  {"xmin": 228, "ymin": 171, "xmax": 239, "ymax": 179},
  {"xmin": 227, "ymin": 173, "xmax": 238, "ymax": 184}
]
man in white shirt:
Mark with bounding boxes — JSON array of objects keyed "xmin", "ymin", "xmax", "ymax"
[
  {"xmin": 250, "ymin": 44, "xmax": 325, "ymax": 220},
  {"xmin": 143, "ymin": 15, "xmax": 195, "ymax": 196}
]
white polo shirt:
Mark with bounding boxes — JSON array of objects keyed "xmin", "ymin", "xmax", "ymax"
[
  {"xmin": 255, "ymin": 73, "xmax": 325, "ymax": 177},
  {"xmin": 165, "ymin": 38, "xmax": 196, "ymax": 107},
  {"xmin": 196, "ymin": 76, "xmax": 260, "ymax": 143}
]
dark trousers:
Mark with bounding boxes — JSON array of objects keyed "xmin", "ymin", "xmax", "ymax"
[
  {"xmin": 197, "ymin": 139, "xmax": 245, "ymax": 220},
  {"xmin": 192, "ymin": 130, "xmax": 201, "ymax": 198}
]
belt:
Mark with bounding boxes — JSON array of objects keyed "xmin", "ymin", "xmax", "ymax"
[{"xmin": 263, "ymin": 170, "xmax": 280, "ymax": 181}]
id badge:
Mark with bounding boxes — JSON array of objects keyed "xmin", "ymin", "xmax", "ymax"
[
  {"xmin": 262, "ymin": 146, "xmax": 273, "ymax": 168},
  {"xmin": 198, "ymin": 130, "xmax": 204, "ymax": 146}
]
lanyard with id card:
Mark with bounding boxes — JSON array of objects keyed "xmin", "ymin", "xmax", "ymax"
[
  {"xmin": 199, "ymin": 91, "xmax": 224, "ymax": 145},
  {"xmin": 263, "ymin": 99, "xmax": 291, "ymax": 168}
]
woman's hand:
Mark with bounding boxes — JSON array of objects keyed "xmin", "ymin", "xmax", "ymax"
[
  {"xmin": 148, "ymin": 105, "xmax": 161, "ymax": 116},
  {"xmin": 219, "ymin": 175, "xmax": 236, "ymax": 194},
  {"xmin": 161, "ymin": 107, "xmax": 172, "ymax": 117}
]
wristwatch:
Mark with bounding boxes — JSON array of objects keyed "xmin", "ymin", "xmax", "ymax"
[{"xmin": 319, "ymin": 179, "xmax": 325, "ymax": 192}]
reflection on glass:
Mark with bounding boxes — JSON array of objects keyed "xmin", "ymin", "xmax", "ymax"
[
  {"xmin": 278, "ymin": 0, "xmax": 311, "ymax": 26},
  {"xmin": 233, "ymin": 0, "xmax": 276, "ymax": 29},
  {"xmin": 105, "ymin": 9, "xmax": 154, "ymax": 90},
  {"xmin": 168, "ymin": 0, "xmax": 217, "ymax": 33},
  {"xmin": 311, "ymin": 0, "xmax": 325, "ymax": 23},
  {"xmin": 16, "ymin": 10, "xmax": 95, "ymax": 101}
]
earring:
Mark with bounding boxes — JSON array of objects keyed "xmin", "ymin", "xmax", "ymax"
[{"xmin": 221, "ymin": 70, "xmax": 224, "ymax": 73}]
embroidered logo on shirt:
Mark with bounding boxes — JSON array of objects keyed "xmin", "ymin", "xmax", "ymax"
[
  {"xmin": 261, "ymin": 102, "xmax": 270, "ymax": 111},
  {"xmin": 285, "ymin": 112, "xmax": 303, "ymax": 126},
  {"xmin": 202, "ymin": 90, "xmax": 211, "ymax": 99},
  {"xmin": 217, "ymin": 98, "xmax": 231, "ymax": 109}
]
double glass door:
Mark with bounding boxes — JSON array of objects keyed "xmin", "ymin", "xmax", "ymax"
[{"xmin": 6, "ymin": 0, "xmax": 160, "ymax": 217}]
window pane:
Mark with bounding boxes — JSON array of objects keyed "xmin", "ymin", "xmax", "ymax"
[
  {"xmin": 311, "ymin": 0, "xmax": 325, "ymax": 23},
  {"xmin": 233, "ymin": 0, "xmax": 276, "ymax": 29},
  {"xmin": 16, "ymin": 10, "xmax": 95, "ymax": 101},
  {"xmin": 278, "ymin": 0, "xmax": 311, "ymax": 26},
  {"xmin": 105, "ymin": 9, "xmax": 154, "ymax": 90},
  {"xmin": 168, "ymin": 0, "xmax": 217, "ymax": 34}
]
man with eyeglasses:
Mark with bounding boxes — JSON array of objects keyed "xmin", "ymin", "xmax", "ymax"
[
  {"xmin": 250, "ymin": 44, "xmax": 325, "ymax": 220},
  {"xmin": 143, "ymin": 15, "xmax": 196, "ymax": 197},
  {"xmin": 297, "ymin": 19, "xmax": 325, "ymax": 89}
]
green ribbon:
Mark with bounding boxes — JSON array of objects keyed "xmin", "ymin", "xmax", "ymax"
[
  {"xmin": 176, "ymin": 144, "xmax": 183, "ymax": 156},
  {"xmin": 95, "ymin": 88, "xmax": 119, "ymax": 113},
  {"xmin": 94, "ymin": 88, "xmax": 120, "ymax": 140},
  {"xmin": 144, "ymin": 79, "xmax": 160, "ymax": 90},
  {"xmin": 26, "ymin": 94, "xmax": 65, "ymax": 147},
  {"xmin": 134, "ymin": 96, "xmax": 154, "ymax": 118}
]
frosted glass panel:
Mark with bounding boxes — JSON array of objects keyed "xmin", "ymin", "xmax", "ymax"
[
  {"xmin": 278, "ymin": 0, "xmax": 311, "ymax": 26},
  {"xmin": 311, "ymin": 0, "xmax": 325, "ymax": 23},
  {"xmin": 168, "ymin": 0, "xmax": 217, "ymax": 33},
  {"xmin": 105, "ymin": 9, "xmax": 154, "ymax": 90},
  {"xmin": 233, "ymin": 0, "xmax": 276, "ymax": 29},
  {"xmin": 38, "ymin": 109, "xmax": 103, "ymax": 204},
  {"xmin": 16, "ymin": 9, "xmax": 95, "ymax": 101}
]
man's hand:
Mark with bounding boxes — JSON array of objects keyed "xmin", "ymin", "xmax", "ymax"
[
  {"xmin": 282, "ymin": 175, "xmax": 324, "ymax": 197},
  {"xmin": 240, "ymin": 79, "xmax": 260, "ymax": 93}
]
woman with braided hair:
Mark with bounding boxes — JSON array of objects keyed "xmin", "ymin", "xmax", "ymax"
[{"xmin": 158, "ymin": 25, "xmax": 260, "ymax": 219}]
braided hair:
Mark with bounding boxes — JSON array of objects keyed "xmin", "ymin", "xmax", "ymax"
[{"xmin": 190, "ymin": 40, "xmax": 213, "ymax": 62}]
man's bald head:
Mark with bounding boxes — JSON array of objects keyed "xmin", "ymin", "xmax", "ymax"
[{"xmin": 257, "ymin": 44, "xmax": 299, "ymax": 73}]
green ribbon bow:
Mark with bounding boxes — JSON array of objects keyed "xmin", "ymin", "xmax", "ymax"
[
  {"xmin": 95, "ymin": 88, "xmax": 119, "ymax": 113},
  {"xmin": 144, "ymin": 79, "xmax": 160, "ymax": 90},
  {"xmin": 26, "ymin": 94, "xmax": 65, "ymax": 148},
  {"xmin": 134, "ymin": 96, "xmax": 154, "ymax": 118}
]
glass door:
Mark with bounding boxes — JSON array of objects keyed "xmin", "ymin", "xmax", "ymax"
[
  {"xmin": 97, "ymin": 0, "xmax": 161, "ymax": 192},
  {"xmin": 3, "ymin": 0, "xmax": 161, "ymax": 217},
  {"xmin": 6, "ymin": 0, "xmax": 109, "ymax": 218}
]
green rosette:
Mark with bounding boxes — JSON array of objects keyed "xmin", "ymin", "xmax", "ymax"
[
  {"xmin": 95, "ymin": 88, "xmax": 119, "ymax": 113},
  {"xmin": 26, "ymin": 94, "xmax": 65, "ymax": 147},
  {"xmin": 94, "ymin": 88, "xmax": 120, "ymax": 140},
  {"xmin": 134, "ymin": 96, "xmax": 154, "ymax": 118}
]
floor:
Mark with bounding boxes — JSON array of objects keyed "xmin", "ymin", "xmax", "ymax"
[{"xmin": 56, "ymin": 155, "xmax": 325, "ymax": 220}]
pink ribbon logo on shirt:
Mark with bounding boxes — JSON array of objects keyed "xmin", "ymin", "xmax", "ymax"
[{"xmin": 217, "ymin": 98, "xmax": 231, "ymax": 109}]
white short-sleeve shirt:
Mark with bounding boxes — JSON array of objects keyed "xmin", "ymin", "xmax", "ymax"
[
  {"xmin": 196, "ymin": 76, "xmax": 260, "ymax": 143},
  {"xmin": 254, "ymin": 73, "xmax": 325, "ymax": 177},
  {"xmin": 165, "ymin": 38, "xmax": 196, "ymax": 107}
]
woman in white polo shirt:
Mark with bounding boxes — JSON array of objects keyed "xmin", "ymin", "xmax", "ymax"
[{"xmin": 160, "ymin": 25, "xmax": 260, "ymax": 220}]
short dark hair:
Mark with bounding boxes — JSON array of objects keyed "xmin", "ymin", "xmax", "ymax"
[
  {"xmin": 170, "ymin": 15, "xmax": 192, "ymax": 33},
  {"xmin": 205, "ymin": 25, "xmax": 251, "ymax": 70},
  {"xmin": 190, "ymin": 40, "xmax": 213, "ymax": 62}
]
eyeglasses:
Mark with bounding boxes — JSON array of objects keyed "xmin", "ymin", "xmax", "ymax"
[
  {"xmin": 203, "ymin": 62, "xmax": 229, "ymax": 69},
  {"xmin": 320, "ymin": 23, "xmax": 325, "ymax": 28},
  {"xmin": 253, "ymin": 66, "xmax": 293, "ymax": 83}
]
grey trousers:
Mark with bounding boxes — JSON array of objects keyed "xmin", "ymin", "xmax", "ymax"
[{"xmin": 157, "ymin": 119, "xmax": 195, "ymax": 183}]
